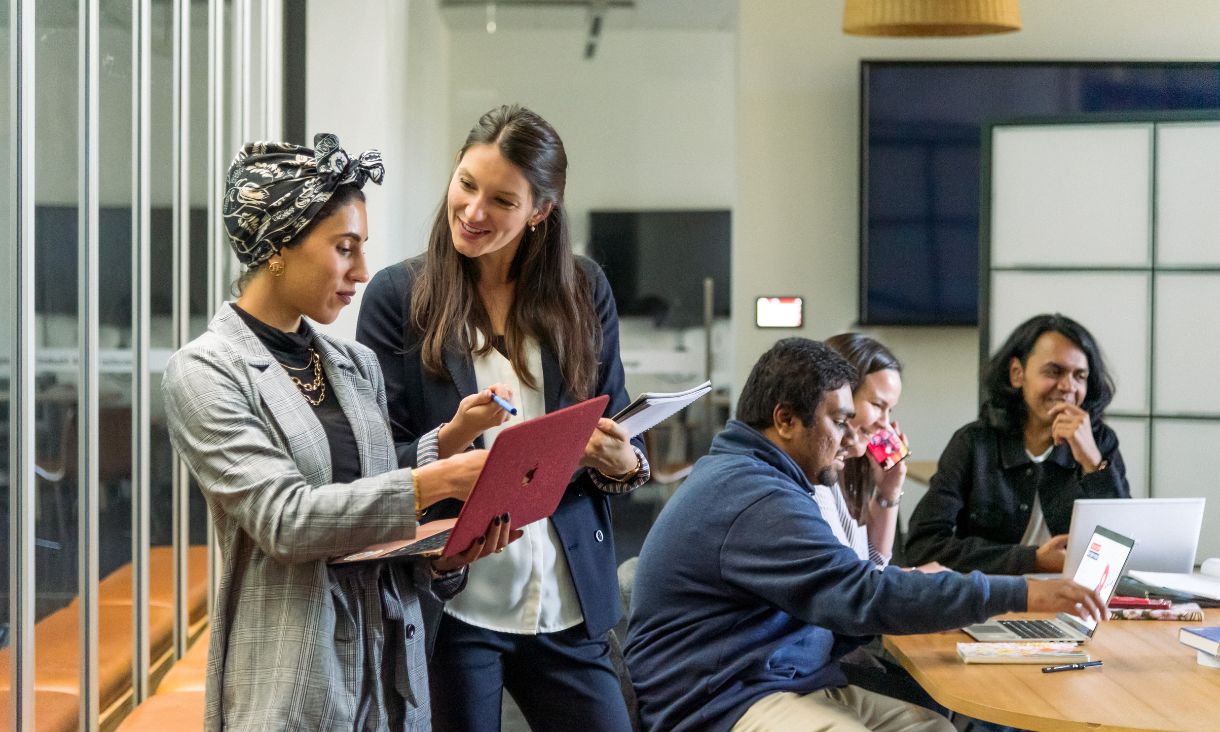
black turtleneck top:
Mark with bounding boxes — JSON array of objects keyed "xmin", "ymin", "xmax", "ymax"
[{"xmin": 232, "ymin": 304, "xmax": 362, "ymax": 484}]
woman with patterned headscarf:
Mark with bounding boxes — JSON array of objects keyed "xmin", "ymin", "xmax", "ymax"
[{"xmin": 162, "ymin": 134, "xmax": 518, "ymax": 730}]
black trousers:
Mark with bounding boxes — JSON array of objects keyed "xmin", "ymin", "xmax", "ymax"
[{"xmin": 429, "ymin": 613, "xmax": 633, "ymax": 732}]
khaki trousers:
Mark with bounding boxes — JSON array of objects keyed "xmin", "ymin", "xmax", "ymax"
[{"xmin": 731, "ymin": 686, "xmax": 954, "ymax": 732}]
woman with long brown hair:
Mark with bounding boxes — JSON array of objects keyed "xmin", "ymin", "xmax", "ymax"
[{"xmin": 357, "ymin": 105, "xmax": 647, "ymax": 731}]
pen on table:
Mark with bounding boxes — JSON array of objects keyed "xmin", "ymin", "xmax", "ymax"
[
  {"xmin": 489, "ymin": 391, "xmax": 517, "ymax": 416},
  {"xmin": 1042, "ymin": 660, "xmax": 1102, "ymax": 673}
]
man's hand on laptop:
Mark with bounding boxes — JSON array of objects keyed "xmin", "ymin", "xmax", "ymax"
[
  {"xmin": 414, "ymin": 449, "xmax": 489, "ymax": 506},
  {"xmin": 1026, "ymin": 577, "xmax": 1106, "ymax": 623}
]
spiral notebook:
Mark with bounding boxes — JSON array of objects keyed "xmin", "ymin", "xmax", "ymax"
[{"xmin": 613, "ymin": 380, "xmax": 712, "ymax": 437}]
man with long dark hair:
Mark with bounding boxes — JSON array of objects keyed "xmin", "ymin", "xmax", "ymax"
[
  {"xmin": 906, "ymin": 313, "xmax": 1130, "ymax": 575},
  {"xmin": 625, "ymin": 338, "xmax": 1106, "ymax": 732}
]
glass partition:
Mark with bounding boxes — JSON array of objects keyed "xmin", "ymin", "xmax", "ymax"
[
  {"xmin": 33, "ymin": 0, "xmax": 83, "ymax": 725},
  {"xmin": 3, "ymin": 0, "xmax": 280, "ymax": 726},
  {"xmin": 99, "ymin": 0, "xmax": 136, "ymax": 708}
]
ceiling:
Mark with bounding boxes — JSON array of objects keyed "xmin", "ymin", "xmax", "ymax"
[{"xmin": 439, "ymin": 0, "xmax": 737, "ymax": 32}]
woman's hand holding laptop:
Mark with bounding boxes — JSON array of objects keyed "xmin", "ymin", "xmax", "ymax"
[
  {"xmin": 413, "ymin": 449, "xmax": 489, "ymax": 505},
  {"xmin": 1027, "ymin": 577, "xmax": 1106, "ymax": 624},
  {"xmin": 433, "ymin": 513, "xmax": 524, "ymax": 572}
]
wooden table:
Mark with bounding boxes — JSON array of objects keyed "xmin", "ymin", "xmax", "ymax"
[{"xmin": 883, "ymin": 609, "xmax": 1220, "ymax": 731}]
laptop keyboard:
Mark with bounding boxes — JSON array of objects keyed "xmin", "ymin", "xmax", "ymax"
[
  {"xmin": 997, "ymin": 619, "xmax": 1071, "ymax": 639},
  {"xmin": 398, "ymin": 529, "xmax": 451, "ymax": 556}
]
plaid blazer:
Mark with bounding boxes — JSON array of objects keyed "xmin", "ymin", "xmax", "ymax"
[{"xmin": 163, "ymin": 304, "xmax": 445, "ymax": 731}]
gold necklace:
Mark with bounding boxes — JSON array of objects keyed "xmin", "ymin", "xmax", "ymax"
[{"xmin": 280, "ymin": 347, "xmax": 326, "ymax": 406}]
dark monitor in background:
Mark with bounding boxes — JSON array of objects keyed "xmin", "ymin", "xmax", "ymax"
[
  {"xmin": 589, "ymin": 209, "xmax": 731, "ymax": 329},
  {"xmin": 34, "ymin": 205, "xmax": 210, "ymax": 328},
  {"xmin": 860, "ymin": 60, "xmax": 1220, "ymax": 326}
]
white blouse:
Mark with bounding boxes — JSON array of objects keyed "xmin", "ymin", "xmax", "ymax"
[
  {"xmin": 442, "ymin": 335, "xmax": 586, "ymax": 634},
  {"xmin": 812, "ymin": 483, "xmax": 889, "ymax": 569}
]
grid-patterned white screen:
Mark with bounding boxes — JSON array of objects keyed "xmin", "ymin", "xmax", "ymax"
[
  {"xmin": 987, "ymin": 116, "xmax": 1220, "ymax": 565},
  {"xmin": 991, "ymin": 125, "xmax": 1152, "ymax": 268},
  {"xmin": 990, "ymin": 271, "xmax": 1149, "ymax": 415},
  {"xmin": 1154, "ymin": 273, "xmax": 1220, "ymax": 416},
  {"xmin": 1156, "ymin": 122, "xmax": 1220, "ymax": 266}
]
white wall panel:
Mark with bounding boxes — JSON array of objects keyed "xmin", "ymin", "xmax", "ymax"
[
  {"xmin": 1156, "ymin": 122, "xmax": 1220, "ymax": 266},
  {"xmin": 991, "ymin": 125, "xmax": 1152, "ymax": 268},
  {"xmin": 1106, "ymin": 416, "xmax": 1149, "ymax": 498},
  {"xmin": 1153, "ymin": 420, "xmax": 1220, "ymax": 561},
  {"xmin": 1154, "ymin": 273, "xmax": 1220, "ymax": 415}
]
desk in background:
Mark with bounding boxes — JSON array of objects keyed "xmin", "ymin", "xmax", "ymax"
[
  {"xmin": 884, "ymin": 608, "xmax": 1220, "ymax": 731},
  {"xmin": 897, "ymin": 459, "xmax": 937, "ymax": 545}
]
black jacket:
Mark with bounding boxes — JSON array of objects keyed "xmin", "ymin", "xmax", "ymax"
[
  {"xmin": 905, "ymin": 419, "xmax": 1130, "ymax": 574},
  {"xmin": 355, "ymin": 254, "xmax": 641, "ymax": 639}
]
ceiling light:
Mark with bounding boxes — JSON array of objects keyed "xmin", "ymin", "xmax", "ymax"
[{"xmin": 843, "ymin": 0, "xmax": 1021, "ymax": 37}]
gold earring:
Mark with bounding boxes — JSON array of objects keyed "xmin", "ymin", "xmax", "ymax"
[{"xmin": 268, "ymin": 260, "xmax": 284, "ymax": 277}]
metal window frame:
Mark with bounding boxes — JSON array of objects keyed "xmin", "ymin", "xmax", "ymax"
[
  {"xmin": 78, "ymin": 0, "xmax": 102, "ymax": 727},
  {"xmin": 206, "ymin": 0, "xmax": 227, "ymax": 621},
  {"xmin": 8, "ymin": 0, "xmax": 36, "ymax": 729},
  {"xmin": 131, "ymin": 0, "xmax": 153, "ymax": 704},
  {"xmin": 171, "ymin": 0, "xmax": 192, "ymax": 661}
]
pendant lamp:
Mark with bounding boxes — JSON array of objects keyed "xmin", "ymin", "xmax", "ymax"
[{"xmin": 843, "ymin": 0, "xmax": 1021, "ymax": 37}]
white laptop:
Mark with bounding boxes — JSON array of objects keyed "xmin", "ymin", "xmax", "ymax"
[
  {"xmin": 1063, "ymin": 498, "xmax": 1204, "ymax": 577},
  {"xmin": 963, "ymin": 526, "xmax": 1135, "ymax": 643}
]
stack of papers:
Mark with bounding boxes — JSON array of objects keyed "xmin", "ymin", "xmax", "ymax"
[
  {"xmin": 613, "ymin": 380, "xmax": 712, "ymax": 437},
  {"xmin": 1127, "ymin": 557, "xmax": 1220, "ymax": 602}
]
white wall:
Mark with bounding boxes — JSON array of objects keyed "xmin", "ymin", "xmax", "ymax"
[
  {"xmin": 736, "ymin": 0, "xmax": 1220, "ymax": 462},
  {"xmin": 447, "ymin": 27, "xmax": 735, "ymax": 254},
  {"xmin": 306, "ymin": 0, "xmax": 449, "ymax": 339}
]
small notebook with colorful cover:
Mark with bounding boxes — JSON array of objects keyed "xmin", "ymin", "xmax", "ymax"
[
  {"xmin": 1109, "ymin": 602, "xmax": 1204, "ymax": 621},
  {"xmin": 957, "ymin": 642, "xmax": 1089, "ymax": 664}
]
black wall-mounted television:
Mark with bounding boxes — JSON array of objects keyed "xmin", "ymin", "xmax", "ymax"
[
  {"xmin": 589, "ymin": 209, "xmax": 731, "ymax": 328},
  {"xmin": 860, "ymin": 60, "xmax": 1220, "ymax": 326}
]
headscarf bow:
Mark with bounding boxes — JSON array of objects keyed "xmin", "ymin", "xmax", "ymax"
[{"xmin": 223, "ymin": 132, "xmax": 385, "ymax": 270}]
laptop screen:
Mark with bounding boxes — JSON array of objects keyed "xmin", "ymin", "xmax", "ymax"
[
  {"xmin": 1069, "ymin": 525, "xmax": 1136, "ymax": 634},
  {"xmin": 1064, "ymin": 498, "xmax": 1204, "ymax": 575}
]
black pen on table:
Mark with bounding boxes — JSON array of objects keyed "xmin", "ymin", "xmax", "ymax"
[{"xmin": 1042, "ymin": 660, "xmax": 1102, "ymax": 673}]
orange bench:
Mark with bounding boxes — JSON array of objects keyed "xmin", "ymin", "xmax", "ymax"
[
  {"xmin": 115, "ymin": 628, "xmax": 210, "ymax": 731},
  {"xmin": 0, "ymin": 545, "xmax": 209, "ymax": 731},
  {"xmin": 114, "ymin": 691, "xmax": 205, "ymax": 731}
]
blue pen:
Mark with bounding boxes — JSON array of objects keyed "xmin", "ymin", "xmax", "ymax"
[{"xmin": 489, "ymin": 391, "xmax": 518, "ymax": 416}]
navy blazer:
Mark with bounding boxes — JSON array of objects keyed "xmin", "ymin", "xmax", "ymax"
[{"xmin": 356, "ymin": 254, "xmax": 642, "ymax": 639}]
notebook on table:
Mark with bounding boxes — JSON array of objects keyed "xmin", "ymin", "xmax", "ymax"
[
  {"xmin": 1063, "ymin": 497, "xmax": 1204, "ymax": 576},
  {"xmin": 963, "ymin": 525, "xmax": 1135, "ymax": 643},
  {"xmin": 332, "ymin": 394, "xmax": 609, "ymax": 563}
]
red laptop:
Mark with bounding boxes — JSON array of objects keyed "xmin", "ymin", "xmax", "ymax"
[{"xmin": 332, "ymin": 394, "xmax": 609, "ymax": 562}]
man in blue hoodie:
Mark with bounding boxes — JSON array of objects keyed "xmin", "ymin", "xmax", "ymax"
[{"xmin": 625, "ymin": 338, "xmax": 1105, "ymax": 732}]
